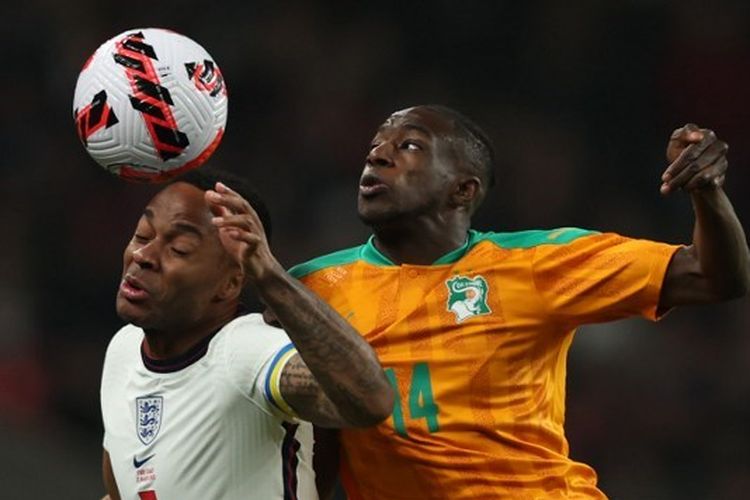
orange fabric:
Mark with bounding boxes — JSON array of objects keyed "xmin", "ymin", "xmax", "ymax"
[{"xmin": 298, "ymin": 233, "xmax": 679, "ymax": 499}]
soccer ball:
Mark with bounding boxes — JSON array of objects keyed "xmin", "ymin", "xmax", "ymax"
[{"xmin": 73, "ymin": 28, "xmax": 228, "ymax": 182}]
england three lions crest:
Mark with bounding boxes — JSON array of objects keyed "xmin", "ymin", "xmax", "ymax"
[
  {"xmin": 446, "ymin": 275, "xmax": 492, "ymax": 323},
  {"xmin": 136, "ymin": 395, "xmax": 163, "ymax": 445}
]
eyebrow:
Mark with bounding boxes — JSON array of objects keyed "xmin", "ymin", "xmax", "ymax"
[
  {"xmin": 143, "ymin": 208, "xmax": 204, "ymax": 240},
  {"xmin": 377, "ymin": 122, "xmax": 432, "ymax": 136},
  {"xmin": 172, "ymin": 222, "xmax": 204, "ymax": 240},
  {"xmin": 402, "ymin": 123, "xmax": 432, "ymax": 136}
]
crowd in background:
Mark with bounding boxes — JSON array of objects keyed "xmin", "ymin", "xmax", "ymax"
[{"xmin": 1, "ymin": 1, "xmax": 749, "ymax": 498}]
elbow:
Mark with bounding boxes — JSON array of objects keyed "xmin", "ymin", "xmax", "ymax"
[
  {"xmin": 370, "ymin": 386, "xmax": 396, "ymax": 424},
  {"xmin": 727, "ymin": 273, "xmax": 750, "ymax": 300},
  {"xmin": 735, "ymin": 271, "xmax": 750, "ymax": 298},
  {"xmin": 712, "ymin": 283, "xmax": 747, "ymax": 302},
  {"xmin": 349, "ymin": 383, "xmax": 395, "ymax": 428},
  {"xmin": 740, "ymin": 260, "xmax": 750, "ymax": 298},
  {"xmin": 714, "ymin": 268, "xmax": 750, "ymax": 301}
]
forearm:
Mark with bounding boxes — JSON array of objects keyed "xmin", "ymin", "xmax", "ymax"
[
  {"xmin": 690, "ymin": 187, "xmax": 750, "ymax": 297},
  {"xmin": 253, "ymin": 262, "xmax": 393, "ymax": 425},
  {"xmin": 207, "ymin": 182, "xmax": 392, "ymax": 423}
]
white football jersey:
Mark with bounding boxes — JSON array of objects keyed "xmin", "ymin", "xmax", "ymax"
[{"xmin": 101, "ymin": 313, "xmax": 318, "ymax": 500}]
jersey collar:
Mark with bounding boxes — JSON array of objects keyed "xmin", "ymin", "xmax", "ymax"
[
  {"xmin": 140, "ymin": 305, "xmax": 249, "ymax": 373},
  {"xmin": 141, "ymin": 332, "xmax": 216, "ymax": 373},
  {"xmin": 361, "ymin": 230, "xmax": 479, "ymax": 266}
]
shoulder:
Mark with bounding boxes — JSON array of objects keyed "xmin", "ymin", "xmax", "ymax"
[
  {"xmin": 216, "ymin": 314, "xmax": 297, "ymax": 408},
  {"xmin": 220, "ymin": 313, "xmax": 291, "ymax": 343},
  {"xmin": 101, "ymin": 324, "xmax": 143, "ymax": 391},
  {"xmin": 469, "ymin": 227, "xmax": 600, "ymax": 250},
  {"xmin": 289, "ymin": 244, "xmax": 367, "ymax": 279},
  {"xmin": 218, "ymin": 313, "xmax": 293, "ymax": 371},
  {"xmin": 104, "ymin": 324, "xmax": 143, "ymax": 361}
]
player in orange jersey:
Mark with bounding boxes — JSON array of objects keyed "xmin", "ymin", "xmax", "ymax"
[{"xmin": 289, "ymin": 105, "xmax": 750, "ymax": 499}]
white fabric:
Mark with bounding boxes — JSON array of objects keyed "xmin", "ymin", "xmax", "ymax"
[{"xmin": 101, "ymin": 313, "xmax": 317, "ymax": 500}]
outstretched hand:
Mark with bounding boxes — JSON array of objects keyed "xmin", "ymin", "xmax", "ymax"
[
  {"xmin": 205, "ymin": 182, "xmax": 276, "ymax": 282},
  {"xmin": 661, "ymin": 124, "xmax": 728, "ymax": 195}
]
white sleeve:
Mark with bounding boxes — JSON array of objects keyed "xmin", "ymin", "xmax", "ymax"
[
  {"xmin": 101, "ymin": 324, "xmax": 140, "ymax": 451},
  {"xmin": 101, "ymin": 341, "xmax": 113, "ymax": 451},
  {"xmin": 222, "ymin": 314, "xmax": 300, "ymax": 421}
]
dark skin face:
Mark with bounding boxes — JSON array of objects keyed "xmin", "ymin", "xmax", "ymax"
[
  {"xmin": 116, "ymin": 182, "xmax": 242, "ymax": 355},
  {"xmin": 357, "ymin": 106, "xmax": 482, "ymax": 264},
  {"xmin": 358, "ymin": 106, "xmax": 461, "ymax": 226}
]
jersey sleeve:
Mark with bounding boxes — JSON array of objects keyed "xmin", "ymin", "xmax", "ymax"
[
  {"xmin": 101, "ymin": 324, "xmax": 140, "ymax": 451},
  {"xmin": 101, "ymin": 336, "xmax": 116, "ymax": 451},
  {"xmin": 255, "ymin": 343, "xmax": 300, "ymax": 420},
  {"xmin": 531, "ymin": 232, "xmax": 682, "ymax": 325},
  {"xmin": 222, "ymin": 314, "xmax": 300, "ymax": 421}
]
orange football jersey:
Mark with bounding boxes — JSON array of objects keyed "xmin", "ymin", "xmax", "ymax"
[{"xmin": 291, "ymin": 228, "xmax": 680, "ymax": 499}]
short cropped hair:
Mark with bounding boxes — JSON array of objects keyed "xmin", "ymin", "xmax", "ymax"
[
  {"xmin": 423, "ymin": 105, "xmax": 496, "ymax": 191},
  {"xmin": 170, "ymin": 167, "xmax": 273, "ymax": 240}
]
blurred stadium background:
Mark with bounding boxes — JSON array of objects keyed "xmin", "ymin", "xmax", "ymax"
[{"xmin": 1, "ymin": 1, "xmax": 749, "ymax": 498}]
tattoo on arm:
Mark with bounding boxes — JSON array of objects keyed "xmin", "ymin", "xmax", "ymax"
[
  {"xmin": 258, "ymin": 270, "xmax": 392, "ymax": 427},
  {"xmin": 280, "ymin": 354, "xmax": 346, "ymax": 427}
]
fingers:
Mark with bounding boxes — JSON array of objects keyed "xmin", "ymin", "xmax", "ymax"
[
  {"xmin": 206, "ymin": 182, "xmax": 253, "ymax": 215},
  {"xmin": 670, "ymin": 123, "xmax": 703, "ymax": 142},
  {"xmin": 666, "ymin": 123, "xmax": 705, "ymax": 164},
  {"xmin": 206, "ymin": 183, "xmax": 248, "ymax": 216},
  {"xmin": 661, "ymin": 127, "xmax": 728, "ymax": 195},
  {"xmin": 219, "ymin": 225, "xmax": 260, "ymax": 245},
  {"xmin": 212, "ymin": 213, "xmax": 258, "ymax": 234},
  {"xmin": 205, "ymin": 182, "xmax": 265, "ymax": 245},
  {"xmin": 662, "ymin": 134, "xmax": 713, "ymax": 184},
  {"xmin": 662, "ymin": 139, "xmax": 727, "ymax": 191},
  {"xmin": 205, "ymin": 182, "xmax": 276, "ymax": 281},
  {"xmin": 684, "ymin": 164, "xmax": 726, "ymax": 191},
  {"xmin": 664, "ymin": 128, "xmax": 714, "ymax": 177}
]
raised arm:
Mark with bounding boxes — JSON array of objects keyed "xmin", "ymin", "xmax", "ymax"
[
  {"xmin": 659, "ymin": 124, "xmax": 750, "ymax": 310},
  {"xmin": 206, "ymin": 183, "xmax": 393, "ymax": 427}
]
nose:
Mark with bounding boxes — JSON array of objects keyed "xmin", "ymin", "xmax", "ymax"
[
  {"xmin": 131, "ymin": 242, "xmax": 159, "ymax": 270},
  {"xmin": 366, "ymin": 142, "xmax": 395, "ymax": 168}
]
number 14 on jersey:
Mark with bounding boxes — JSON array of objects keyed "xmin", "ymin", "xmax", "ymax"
[{"xmin": 384, "ymin": 363, "xmax": 440, "ymax": 438}]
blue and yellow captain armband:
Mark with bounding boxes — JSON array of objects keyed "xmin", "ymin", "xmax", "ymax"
[{"xmin": 263, "ymin": 343, "xmax": 299, "ymax": 418}]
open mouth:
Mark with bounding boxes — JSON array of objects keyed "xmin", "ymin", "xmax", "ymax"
[
  {"xmin": 119, "ymin": 275, "xmax": 150, "ymax": 301},
  {"xmin": 359, "ymin": 173, "xmax": 388, "ymax": 197}
]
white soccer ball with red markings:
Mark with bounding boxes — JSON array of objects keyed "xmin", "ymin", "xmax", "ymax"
[{"xmin": 73, "ymin": 28, "xmax": 228, "ymax": 182}]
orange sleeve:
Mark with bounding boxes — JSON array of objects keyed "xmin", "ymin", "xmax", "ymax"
[{"xmin": 531, "ymin": 233, "xmax": 681, "ymax": 325}]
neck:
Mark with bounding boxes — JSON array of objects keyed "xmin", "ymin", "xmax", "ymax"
[
  {"xmin": 372, "ymin": 216, "xmax": 471, "ymax": 265},
  {"xmin": 142, "ymin": 304, "xmax": 238, "ymax": 360}
]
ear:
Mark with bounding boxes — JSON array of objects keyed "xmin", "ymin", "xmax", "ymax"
[
  {"xmin": 215, "ymin": 270, "xmax": 245, "ymax": 302},
  {"xmin": 450, "ymin": 176, "xmax": 481, "ymax": 210}
]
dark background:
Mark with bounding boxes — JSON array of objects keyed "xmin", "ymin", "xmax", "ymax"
[{"xmin": 1, "ymin": 1, "xmax": 749, "ymax": 498}]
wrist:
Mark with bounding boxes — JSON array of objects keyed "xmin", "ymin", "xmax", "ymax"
[
  {"xmin": 690, "ymin": 185, "xmax": 725, "ymax": 208},
  {"xmin": 246, "ymin": 256, "xmax": 289, "ymax": 295}
]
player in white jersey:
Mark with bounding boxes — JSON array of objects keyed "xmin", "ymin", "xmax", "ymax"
[
  {"xmin": 101, "ymin": 315, "xmax": 317, "ymax": 499},
  {"xmin": 100, "ymin": 169, "xmax": 394, "ymax": 500}
]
